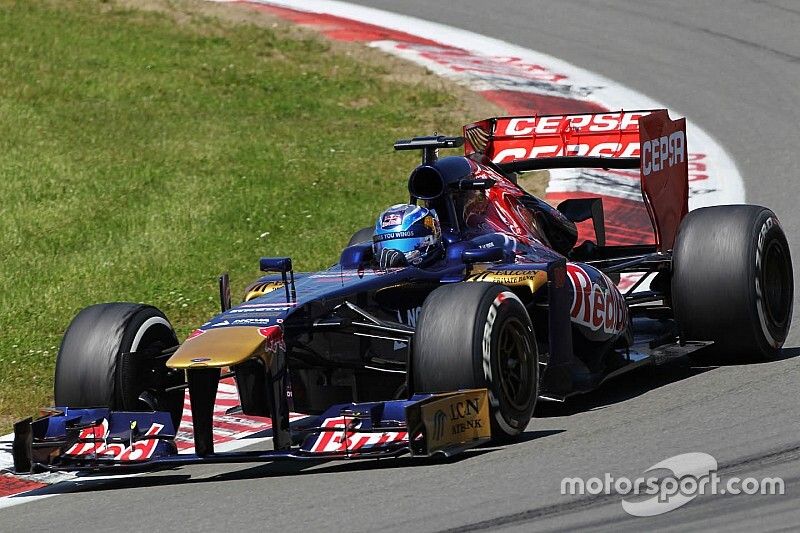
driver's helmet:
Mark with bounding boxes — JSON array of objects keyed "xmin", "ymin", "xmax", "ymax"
[{"xmin": 373, "ymin": 204, "xmax": 443, "ymax": 268}]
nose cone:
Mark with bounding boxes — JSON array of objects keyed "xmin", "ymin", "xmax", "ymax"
[{"xmin": 167, "ymin": 326, "xmax": 279, "ymax": 369}]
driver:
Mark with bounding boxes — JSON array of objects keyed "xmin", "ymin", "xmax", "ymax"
[{"xmin": 373, "ymin": 204, "xmax": 444, "ymax": 269}]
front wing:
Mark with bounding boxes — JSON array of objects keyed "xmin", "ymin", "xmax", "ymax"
[{"xmin": 12, "ymin": 389, "xmax": 491, "ymax": 473}]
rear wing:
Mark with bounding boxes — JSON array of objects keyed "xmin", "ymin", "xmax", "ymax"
[{"xmin": 464, "ymin": 110, "xmax": 689, "ymax": 251}]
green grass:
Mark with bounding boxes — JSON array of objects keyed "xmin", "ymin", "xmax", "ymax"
[{"xmin": 0, "ymin": 0, "xmax": 487, "ymax": 427}]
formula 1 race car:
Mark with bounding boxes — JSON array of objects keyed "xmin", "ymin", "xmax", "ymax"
[{"xmin": 12, "ymin": 109, "xmax": 793, "ymax": 473}]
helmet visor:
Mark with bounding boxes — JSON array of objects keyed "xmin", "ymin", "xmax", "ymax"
[{"xmin": 374, "ymin": 236, "xmax": 429, "ymax": 255}]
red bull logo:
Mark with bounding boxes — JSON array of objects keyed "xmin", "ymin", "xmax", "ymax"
[{"xmin": 567, "ymin": 264, "xmax": 627, "ymax": 335}]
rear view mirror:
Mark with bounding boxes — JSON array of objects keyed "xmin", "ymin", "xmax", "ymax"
[
  {"xmin": 462, "ymin": 247, "xmax": 504, "ymax": 264},
  {"xmin": 259, "ymin": 256, "xmax": 293, "ymax": 273}
]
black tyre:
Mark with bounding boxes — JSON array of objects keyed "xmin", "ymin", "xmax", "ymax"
[
  {"xmin": 346, "ymin": 226, "xmax": 373, "ymax": 247},
  {"xmin": 54, "ymin": 303, "xmax": 185, "ymax": 427},
  {"xmin": 413, "ymin": 283, "xmax": 538, "ymax": 440},
  {"xmin": 672, "ymin": 205, "xmax": 793, "ymax": 360}
]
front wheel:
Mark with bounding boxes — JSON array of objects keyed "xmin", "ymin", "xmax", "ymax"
[
  {"xmin": 54, "ymin": 303, "xmax": 186, "ymax": 428},
  {"xmin": 412, "ymin": 283, "xmax": 538, "ymax": 440}
]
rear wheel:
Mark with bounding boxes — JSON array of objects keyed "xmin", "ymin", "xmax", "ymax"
[
  {"xmin": 54, "ymin": 303, "xmax": 185, "ymax": 428},
  {"xmin": 672, "ymin": 205, "xmax": 793, "ymax": 360},
  {"xmin": 412, "ymin": 283, "xmax": 538, "ymax": 440}
]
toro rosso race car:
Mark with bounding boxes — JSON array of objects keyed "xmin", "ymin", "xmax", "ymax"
[{"xmin": 12, "ymin": 109, "xmax": 793, "ymax": 473}]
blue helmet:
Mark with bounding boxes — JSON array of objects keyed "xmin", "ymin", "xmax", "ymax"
[{"xmin": 373, "ymin": 204, "xmax": 443, "ymax": 268}]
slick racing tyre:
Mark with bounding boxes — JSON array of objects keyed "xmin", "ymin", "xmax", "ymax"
[
  {"xmin": 413, "ymin": 283, "xmax": 538, "ymax": 440},
  {"xmin": 346, "ymin": 226, "xmax": 374, "ymax": 247},
  {"xmin": 54, "ymin": 303, "xmax": 185, "ymax": 427},
  {"xmin": 672, "ymin": 205, "xmax": 793, "ymax": 360}
]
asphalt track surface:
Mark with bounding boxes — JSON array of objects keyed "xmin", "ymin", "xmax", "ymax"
[{"xmin": 4, "ymin": 1, "xmax": 799, "ymax": 531}]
